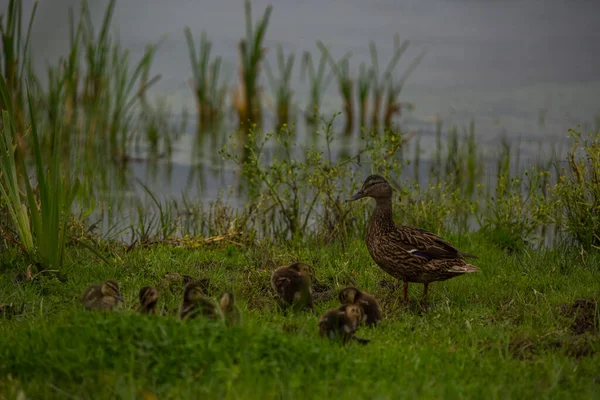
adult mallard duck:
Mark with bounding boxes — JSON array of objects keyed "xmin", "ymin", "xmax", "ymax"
[{"xmin": 347, "ymin": 174, "xmax": 480, "ymax": 302}]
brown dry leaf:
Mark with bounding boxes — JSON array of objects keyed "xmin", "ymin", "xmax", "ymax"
[
  {"xmin": 139, "ymin": 390, "xmax": 160, "ymax": 400},
  {"xmin": 25, "ymin": 265, "xmax": 33, "ymax": 281}
]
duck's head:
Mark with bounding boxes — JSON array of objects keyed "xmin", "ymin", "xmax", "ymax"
[
  {"xmin": 220, "ymin": 292, "xmax": 236, "ymax": 309},
  {"xmin": 339, "ymin": 286, "xmax": 361, "ymax": 304},
  {"xmin": 102, "ymin": 280, "xmax": 124, "ymax": 302},
  {"xmin": 288, "ymin": 262, "xmax": 313, "ymax": 279},
  {"xmin": 139, "ymin": 286, "xmax": 159, "ymax": 306},
  {"xmin": 344, "ymin": 304, "xmax": 365, "ymax": 324},
  {"xmin": 183, "ymin": 282, "xmax": 205, "ymax": 302},
  {"xmin": 347, "ymin": 174, "xmax": 392, "ymax": 202}
]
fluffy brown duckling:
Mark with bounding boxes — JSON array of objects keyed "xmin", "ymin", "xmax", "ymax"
[
  {"xmin": 318, "ymin": 304, "xmax": 370, "ymax": 345},
  {"xmin": 81, "ymin": 280, "xmax": 124, "ymax": 311},
  {"xmin": 179, "ymin": 282, "xmax": 221, "ymax": 320},
  {"xmin": 220, "ymin": 292, "xmax": 242, "ymax": 327},
  {"xmin": 158, "ymin": 272, "xmax": 195, "ymax": 294},
  {"xmin": 270, "ymin": 262, "xmax": 314, "ymax": 312},
  {"xmin": 339, "ymin": 286, "xmax": 382, "ymax": 327},
  {"xmin": 137, "ymin": 286, "xmax": 159, "ymax": 314}
]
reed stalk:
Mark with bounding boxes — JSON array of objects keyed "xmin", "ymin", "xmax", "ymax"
[
  {"xmin": 184, "ymin": 28, "xmax": 228, "ymax": 133},
  {"xmin": 382, "ymin": 49, "xmax": 425, "ymax": 130},
  {"xmin": 300, "ymin": 50, "xmax": 335, "ymax": 124},
  {"xmin": 357, "ymin": 63, "xmax": 372, "ymax": 129},
  {"xmin": 369, "ymin": 35, "xmax": 408, "ymax": 128},
  {"xmin": 234, "ymin": 0, "xmax": 272, "ymax": 130},
  {"xmin": 264, "ymin": 44, "xmax": 295, "ymax": 132},
  {"xmin": 317, "ymin": 41, "xmax": 353, "ymax": 134},
  {"xmin": 0, "ymin": 75, "xmax": 80, "ymax": 269},
  {"xmin": 0, "ymin": 0, "xmax": 37, "ymax": 140}
]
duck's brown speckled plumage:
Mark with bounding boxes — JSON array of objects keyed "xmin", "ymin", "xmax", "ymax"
[
  {"xmin": 179, "ymin": 282, "xmax": 221, "ymax": 320},
  {"xmin": 348, "ymin": 174, "xmax": 480, "ymax": 301},
  {"xmin": 81, "ymin": 280, "xmax": 124, "ymax": 311},
  {"xmin": 339, "ymin": 286, "xmax": 382, "ymax": 326},
  {"xmin": 137, "ymin": 286, "xmax": 159, "ymax": 314},
  {"xmin": 270, "ymin": 262, "xmax": 314, "ymax": 312},
  {"xmin": 319, "ymin": 304, "xmax": 370, "ymax": 345}
]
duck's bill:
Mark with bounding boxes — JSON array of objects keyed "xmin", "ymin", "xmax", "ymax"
[
  {"xmin": 346, "ymin": 190, "xmax": 366, "ymax": 202},
  {"xmin": 116, "ymin": 295, "xmax": 125, "ymax": 303}
]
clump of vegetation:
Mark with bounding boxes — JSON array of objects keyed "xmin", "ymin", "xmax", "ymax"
[
  {"xmin": 554, "ymin": 128, "xmax": 600, "ymax": 248},
  {"xmin": 184, "ymin": 28, "xmax": 228, "ymax": 133},
  {"xmin": 264, "ymin": 45, "xmax": 295, "ymax": 132},
  {"xmin": 369, "ymin": 35, "xmax": 407, "ymax": 129},
  {"xmin": 0, "ymin": 76, "xmax": 79, "ymax": 271},
  {"xmin": 300, "ymin": 49, "xmax": 335, "ymax": 125},
  {"xmin": 0, "ymin": 0, "xmax": 37, "ymax": 137},
  {"xmin": 319, "ymin": 42, "xmax": 353, "ymax": 134},
  {"xmin": 232, "ymin": 0, "xmax": 272, "ymax": 129}
]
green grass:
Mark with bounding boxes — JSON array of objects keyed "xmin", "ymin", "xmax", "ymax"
[{"xmin": 1, "ymin": 235, "xmax": 599, "ymax": 399}]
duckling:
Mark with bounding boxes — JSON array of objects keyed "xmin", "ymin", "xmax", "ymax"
[
  {"xmin": 81, "ymin": 280, "xmax": 124, "ymax": 311},
  {"xmin": 271, "ymin": 262, "xmax": 314, "ymax": 312},
  {"xmin": 318, "ymin": 304, "xmax": 370, "ymax": 345},
  {"xmin": 339, "ymin": 286, "xmax": 382, "ymax": 327},
  {"xmin": 158, "ymin": 272, "xmax": 195, "ymax": 294},
  {"xmin": 137, "ymin": 286, "xmax": 159, "ymax": 314},
  {"xmin": 220, "ymin": 292, "xmax": 242, "ymax": 327},
  {"xmin": 179, "ymin": 282, "xmax": 221, "ymax": 320}
]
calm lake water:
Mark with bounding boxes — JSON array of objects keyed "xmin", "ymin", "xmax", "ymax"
[{"xmin": 17, "ymin": 0, "xmax": 600, "ymax": 219}]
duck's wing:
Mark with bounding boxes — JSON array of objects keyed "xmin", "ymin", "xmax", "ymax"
[
  {"xmin": 81, "ymin": 285, "xmax": 102, "ymax": 303},
  {"xmin": 272, "ymin": 268, "xmax": 299, "ymax": 298},
  {"xmin": 394, "ymin": 226, "xmax": 477, "ymax": 260}
]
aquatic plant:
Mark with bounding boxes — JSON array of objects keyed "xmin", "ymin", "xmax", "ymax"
[
  {"xmin": 233, "ymin": 0, "xmax": 272, "ymax": 129},
  {"xmin": 0, "ymin": 76, "xmax": 80, "ymax": 270},
  {"xmin": 264, "ymin": 44, "xmax": 295, "ymax": 132},
  {"xmin": 300, "ymin": 49, "xmax": 335, "ymax": 124},
  {"xmin": 185, "ymin": 28, "xmax": 228, "ymax": 132},
  {"xmin": 317, "ymin": 42, "xmax": 353, "ymax": 134},
  {"xmin": 0, "ymin": 0, "xmax": 37, "ymax": 136}
]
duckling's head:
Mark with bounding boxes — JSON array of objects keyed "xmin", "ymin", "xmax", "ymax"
[
  {"xmin": 344, "ymin": 304, "xmax": 365, "ymax": 324},
  {"xmin": 139, "ymin": 286, "xmax": 159, "ymax": 305},
  {"xmin": 339, "ymin": 286, "xmax": 361, "ymax": 304},
  {"xmin": 183, "ymin": 282, "xmax": 205, "ymax": 302},
  {"xmin": 102, "ymin": 280, "xmax": 124, "ymax": 302},
  {"xmin": 288, "ymin": 262, "xmax": 313, "ymax": 279},
  {"xmin": 220, "ymin": 292, "xmax": 236, "ymax": 309},
  {"xmin": 346, "ymin": 174, "xmax": 392, "ymax": 202}
]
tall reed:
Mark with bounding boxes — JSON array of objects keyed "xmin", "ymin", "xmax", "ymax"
[
  {"xmin": 369, "ymin": 35, "xmax": 408, "ymax": 128},
  {"xmin": 318, "ymin": 42, "xmax": 353, "ymax": 134},
  {"xmin": 0, "ymin": 76, "xmax": 80, "ymax": 270},
  {"xmin": 357, "ymin": 63, "xmax": 372, "ymax": 129},
  {"xmin": 0, "ymin": 0, "xmax": 37, "ymax": 136},
  {"xmin": 184, "ymin": 28, "xmax": 228, "ymax": 133},
  {"xmin": 233, "ymin": 0, "xmax": 272, "ymax": 129},
  {"xmin": 382, "ymin": 49, "xmax": 425, "ymax": 130},
  {"xmin": 264, "ymin": 44, "xmax": 295, "ymax": 132},
  {"xmin": 300, "ymin": 50, "xmax": 335, "ymax": 124}
]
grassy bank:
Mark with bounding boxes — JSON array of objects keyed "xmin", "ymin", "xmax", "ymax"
[{"xmin": 1, "ymin": 236, "xmax": 599, "ymax": 399}]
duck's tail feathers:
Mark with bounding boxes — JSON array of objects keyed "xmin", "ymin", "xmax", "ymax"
[
  {"xmin": 452, "ymin": 263, "xmax": 480, "ymax": 273},
  {"xmin": 459, "ymin": 251, "xmax": 479, "ymax": 259},
  {"xmin": 353, "ymin": 335, "xmax": 371, "ymax": 345}
]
